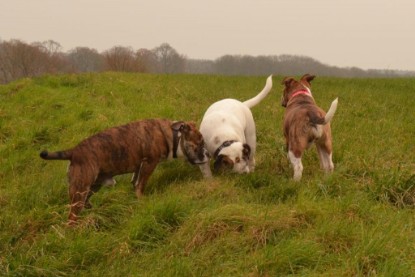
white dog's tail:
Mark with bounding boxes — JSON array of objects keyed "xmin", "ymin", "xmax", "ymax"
[
  {"xmin": 324, "ymin": 98, "xmax": 338, "ymax": 124},
  {"xmin": 243, "ymin": 75, "xmax": 273, "ymax": 108}
]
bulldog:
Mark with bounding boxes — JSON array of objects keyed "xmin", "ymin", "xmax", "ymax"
[
  {"xmin": 281, "ymin": 74, "xmax": 338, "ymax": 181},
  {"xmin": 198, "ymin": 75, "xmax": 273, "ymax": 176},
  {"xmin": 40, "ymin": 119, "xmax": 209, "ymax": 225}
]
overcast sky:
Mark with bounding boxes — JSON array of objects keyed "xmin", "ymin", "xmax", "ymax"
[{"xmin": 1, "ymin": 0, "xmax": 414, "ymax": 71}]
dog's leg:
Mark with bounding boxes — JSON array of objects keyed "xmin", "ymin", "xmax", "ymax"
[
  {"xmin": 317, "ymin": 146, "xmax": 334, "ymax": 172},
  {"xmin": 133, "ymin": 160, "xmax": 158, "ymax": 198},
  {"xmin": 67, "ymin": 164, "xmax": 97, "ymax": 225},
  {"xmin": 199, "ymin": 163, "xmax": 212, "ymax": 178},
  {"xmin": 316, "ymin": 139, "xmax": 334, "ymax": 173},
  {"xmin": 316, "ymin": 145, "xmax": 328, "ymax": 170},
  {"xmin": 84, "ymin": 184, "xmax": 100, "ymax": 209},
  {"xmin": 85, "ymin": 175, "xmax": 108, "ymax": 209},
  {"xmin": 245, "ymin": 118, "xmax": 257, "ymax": 172},
  {"xmin": 288, "ymin": 150, "xmax": 303, "ymax": 181},
  {"xmin": 131, "ymin": 172, "xmax": 138, "ymax": 188}
]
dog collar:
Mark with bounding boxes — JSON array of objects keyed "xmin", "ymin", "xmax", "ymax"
[
  {"xmin": 290, "ymin": 90, "xmax": 312, "ymax": 99},
  {"xmin": 214, "ymin": 140, "xmax": 237, "ymax": 159},
  {"xmin": 172, "ymin": 129, "xmax": 180, "ymax": 159}
]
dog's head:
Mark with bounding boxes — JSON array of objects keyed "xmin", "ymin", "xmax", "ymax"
[
  {"xmin": 171, "ymin": 121, "xmax": 210, "ymax": 165},
  {"xmin": 281, "ymin": 74, "xmax": 315, "ymax": 107},
  {"xmin": 213, "ymin": 142, "xmax": 251, "ymax": 174}
]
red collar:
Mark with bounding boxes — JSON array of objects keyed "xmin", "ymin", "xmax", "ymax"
[{"xmin": 290, "ymin": 90, "xmax": 312, "ymax": 99}]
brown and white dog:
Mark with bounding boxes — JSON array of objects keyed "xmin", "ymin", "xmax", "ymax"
[
  {"xmin": 40, "ymin": 119, "xmax": 209, "ymax": 225},
  {"xmin": 281, "ymin": 74, "xmax": 338, "ymax": 181}
]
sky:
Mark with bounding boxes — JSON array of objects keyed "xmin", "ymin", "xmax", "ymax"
[{"xmin": 1, "ymin": 0, "xmax": 415, "ymax": 71}]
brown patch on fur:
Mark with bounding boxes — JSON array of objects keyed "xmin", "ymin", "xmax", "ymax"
[
  {"xmin": 40, "ymin": 119, "xmax": 207, "ymax": 225},
  {"xmin": 214, "ymin": 155, "xmax": 234, "ymax": 172},
  {"xmin": 242, "ymin": 144, "xmax": 251, "ymax": 161}
]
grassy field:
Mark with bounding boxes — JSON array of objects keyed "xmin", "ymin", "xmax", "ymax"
[{"xmin": 1, "ymin": 72, "xmax": 415, "ymax": 276}]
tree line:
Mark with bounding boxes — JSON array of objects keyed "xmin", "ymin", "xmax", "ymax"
[{"xmin": 0, "ymin": 39, "xmax": 413, "ymax": 84}]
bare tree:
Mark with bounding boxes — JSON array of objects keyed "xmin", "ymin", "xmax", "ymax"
[
  {"xmin": 136, "ymin": 48, "xmax": 158, "ymax": 73},
  {"xmin": 67, "ymin": 47, "xmax": 104, "ymax": 72},
  {"xmin": 214, "ymin": 55, "xmax": 238, "ymax": 75},
  {"xmin": 0, "ymin": 40, "xmax": 46, "ymax": 82},
  {"xmin": 0, "ymin": 38, "xmax": 413, "ymax": 83},
  {"xmin": 103, "ymin": 46, "xmax": 140, "ymax": 72},
  {"xmin": 38, "ymin": 40, "xmax": 71, "ymax": 74},
  {"xmin": 152, "ymin": 43, "xmax": 186, "ymax": 74}
]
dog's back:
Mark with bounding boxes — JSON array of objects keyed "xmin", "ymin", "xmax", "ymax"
[{"xmin": 41, "ymin": 119, "xmax": 173, "ymax": 174}]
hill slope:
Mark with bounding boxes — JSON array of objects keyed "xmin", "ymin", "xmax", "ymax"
[{"xmin": 1, "ymin": 73, "xmax": 415, "ymax": 276}]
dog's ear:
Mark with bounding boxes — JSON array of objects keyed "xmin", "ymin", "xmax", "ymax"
[
  {"xmin": 171, "ymin": 121, "xmax": 191, "ymax": 133},
  {"xmin": 171, "ymin": 121, "xmax": 184, "ymax": 131},
  {"xmin": 281, "ymin": 77, "xmax": 295, "ymax": 88},
  {"xmin": 214, "ymin": 154, "xmax": 233, "ymax": 172},
  {"xmin": 242, "ymin": 144, "xmax": 251, "ymax": 160},
  {"xmin": 301, "ymin": 74, "xmax": 316, "ymax": 84}
]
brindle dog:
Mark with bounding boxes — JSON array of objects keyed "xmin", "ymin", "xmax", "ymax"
[{"xmin": 40, "ymin": 119, "xmax": 209, "ymax": 225}]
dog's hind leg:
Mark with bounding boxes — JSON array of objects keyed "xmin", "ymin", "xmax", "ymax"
[
  {"xmin": 132, "ymin": 160, "xmax": 158, "ymax": 198},
  {"xmin": 316, "ymin": 137, "xmax": 334, "ymax": 173},
  {"xmin": 317, "ymin": 145, "xmax": 334, "ymax": 173},
  {"xmin": 84, "ymin": 174, "xmax": 111, "ymax": 209},
  {"xmin": 67, "ymin": 164, "xmax": 98, "ymax": 225},
  {"xmin": 288, "ymin": 150, "xmax": 303, "ymax": 181}
]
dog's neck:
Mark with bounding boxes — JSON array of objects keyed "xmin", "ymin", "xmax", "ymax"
[
  {"xmin": 214, "ymin": 140, "xmax": 237, "ymax": 158},
  {"xmin": 287, "ymin": 88, "xmax": 313, "ymax": 107},
  {"xmin": 290, "ymin": 89, "xmax": 312, "ymax": 99}
]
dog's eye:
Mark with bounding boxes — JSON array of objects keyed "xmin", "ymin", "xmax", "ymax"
[{"xmin": 235, "ymin": 157, "xmax": 241, "ymax": 163}]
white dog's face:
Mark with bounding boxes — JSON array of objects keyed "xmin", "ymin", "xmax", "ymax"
[{"xmin": 214, "ymin": 142, "xmax": 251, "ymax": 174}]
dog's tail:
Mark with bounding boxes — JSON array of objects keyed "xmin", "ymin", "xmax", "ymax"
[
  {"xmin": 39, "ymin": 150, "xmax": 72, "ymax": 160},
  {"xmin": 309, "ymin": 98, "xmax": 338, "ymax": 125},
  {"xmin": 243, "ymin": 75, "xmax": 273, "ymax": 108},
  {"xmin": 324, "ymin": 98, "xmax": 338, "ymax": 124}
]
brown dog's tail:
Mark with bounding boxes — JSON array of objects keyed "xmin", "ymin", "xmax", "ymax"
[
  {"xmin": 309, "ymin": 98, "xmax": 338, "ymax": 125},
  {"xmin": 40, "ymin": 150, "xmax": 72, "ymax": 160}
]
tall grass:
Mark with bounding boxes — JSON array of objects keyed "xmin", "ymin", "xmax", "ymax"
[{"xmin": 1, "ymin": 73, "xmax": 414, "ymax": 276}]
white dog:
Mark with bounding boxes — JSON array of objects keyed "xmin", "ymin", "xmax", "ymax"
[{"xmin": 199, "ymin": 75, "xmax": 273, "ymax": 177}]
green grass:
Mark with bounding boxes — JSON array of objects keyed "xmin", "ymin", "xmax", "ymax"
[{"xmin": 1, "ymin": 72, "xmax": 415, "ymax": 276}]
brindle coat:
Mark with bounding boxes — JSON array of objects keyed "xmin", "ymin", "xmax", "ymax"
[{"xmin": 40, "ymin": 119, "xmax": 208, "ymax": 225}]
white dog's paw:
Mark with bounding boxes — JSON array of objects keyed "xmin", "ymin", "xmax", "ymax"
[
  {"xmin": 103, "ymin": 178, "xmax": 117, "ymax": 186},
  {"xmin": 199, "ymin": 163, "xmax": 213, "ymax": 179}
]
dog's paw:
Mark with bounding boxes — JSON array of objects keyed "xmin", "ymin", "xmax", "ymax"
[{"xmin": 103, "ymin": 178, "xmax": 116, "ymax": 187}]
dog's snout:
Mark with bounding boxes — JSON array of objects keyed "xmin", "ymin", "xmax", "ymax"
[{"xmin": 195, "ymin": 146, "xmax": 210, "ymax": 164}]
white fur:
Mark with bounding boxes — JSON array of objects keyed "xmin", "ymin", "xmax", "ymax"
[
  {"xmin": 288, "ymin": 151, "xmax": 303, "ymax": 181},
  {"xmin": 324, "ymin": 98, "xmax": 338, "ymax": 124},
  {"xmin": 316, "ymin": 147, "xmax": 334, "ymax": 172},
  {"xmin": 199, "ymin": 75, "xmax": 272, "ymax": 175}
]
